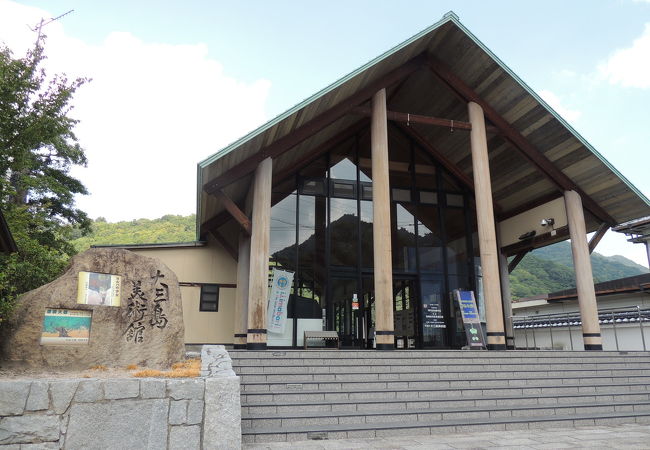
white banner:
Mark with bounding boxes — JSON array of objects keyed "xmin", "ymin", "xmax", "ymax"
[{"xmin": 267, "ymin": 268, "xmax": 294, "ymax": 334}]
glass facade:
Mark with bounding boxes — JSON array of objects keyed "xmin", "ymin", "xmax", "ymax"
[{"xmin": 266, "ymin": 137, "xmax": 482, "ymax": 349}]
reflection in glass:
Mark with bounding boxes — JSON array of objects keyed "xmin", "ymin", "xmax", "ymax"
[
  {"xmin": 392, "ymin": 204, "xmax": 416, "ymax": 272},
  {"xmin": 416, "ymin": 205, "xmax": 442, "ymax": 273},
  {"xmin": 330, "ymin": 198, "xmax": 358, "ymax": 267},
  {"xmin": 296, "ymin": 195, "xmax": 326, "ymax": 319},
  {"xmin": 330, "ymin": 157, "xmax": 357, "ymax": 180},
  {"xmin": 445, "ymin": 208, "xmax": 468, "ymax": 276},
  {"xmin": 360, "ymin": 200, "xmax": 373, "ymax": 269},
  {"xmin": 420, "ymin": 279, "xmax": 446, "ymax": 347},
  {"xmin": 270, "ymin": 194, "xmax": 297, "ymax": 272}
]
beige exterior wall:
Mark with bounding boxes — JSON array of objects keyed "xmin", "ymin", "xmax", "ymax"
[
  {"xmin": 130, "ymin": 236, "xmax": 237, "ymax": 344},
  {"xmin": 498, "ymin": 197, "xmax": 568, "ymax": 248}
]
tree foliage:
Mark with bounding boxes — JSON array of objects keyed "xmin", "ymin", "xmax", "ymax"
[{"xmin": 0, "ymin": 38, "xmax": 90, "ymax": 323}]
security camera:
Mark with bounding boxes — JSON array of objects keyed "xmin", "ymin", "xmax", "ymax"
[{"xmin": 540, "ymin": 218, "xmax": 555, "ymax": 227}]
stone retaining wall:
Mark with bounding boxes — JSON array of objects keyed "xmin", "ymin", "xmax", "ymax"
[{"xmin": 0, "ymin": 376, "xmax": 240, "ymax": 449}]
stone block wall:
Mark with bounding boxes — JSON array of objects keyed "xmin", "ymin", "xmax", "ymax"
[{"xmin": 0, "ymin": 376, "xmax": 240, "ymax": 449}]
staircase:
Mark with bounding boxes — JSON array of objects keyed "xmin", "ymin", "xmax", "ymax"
[{"xmin": 230, "ymin": 350, "xmax": 650, "ymax": 444}]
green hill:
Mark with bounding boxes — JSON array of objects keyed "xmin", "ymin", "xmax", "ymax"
[
  {"xmin": 71, "ymin": 215, "xmax": 196, "ymax": 252},
  {"xmin": 510, "ymin": 241, "xmax": 648, "ymax": 299},
  {"xmin": 71, "ymin": 214, "xmax": 648, "ymax": 300}
]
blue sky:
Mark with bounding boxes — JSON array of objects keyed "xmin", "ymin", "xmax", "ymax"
[{"xmin": 1, "ymin": 0, "xmax": 649, "ymax": 266}]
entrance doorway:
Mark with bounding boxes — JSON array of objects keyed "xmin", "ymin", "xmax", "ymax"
[{"xmin": 393, "ymin": 278, "xmax": 418, "ymax": 349}]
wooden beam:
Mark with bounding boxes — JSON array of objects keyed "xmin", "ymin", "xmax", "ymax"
[
  {"xmin": 428, "ymin": 56, "xmax": 616, "ymax": 226},
  {"xmin": 565, "ymin": 189, "xmax": 602, "ymax": 350},
  {"xmin": 214, "ymin": 189, "xmax": 251, "ymax": 236},
  {"xmin": 203, "ymin": 53, "xmax": 426, "ymax": 193},
  {"xmin": 508, "ymin": 251, "xmax": 529, "ymax": 273},
  {"xmin": 352, "ymin": 106, "xmax": 472, "ymax": 130},
  {"xmin": 393, "ymin": 123, "xmax": 474, "ymax": 191},
  {"xmin": 371, "ymin": 88, "xmax": 395, "ymax": 350},
  {"xmin": 247, "ymin": 157, "xmax": 273, "ymax": 350},
  {"xmin": 210, "ymin": 229, "xmax": 238, "ymax": 261},
  {"xmin": 588, "ymin": 222, "xmax": 609, "ymax": 254},
  {"xmin": 468, "ymin": 101, "xmax": 505, "ymax": 350}
]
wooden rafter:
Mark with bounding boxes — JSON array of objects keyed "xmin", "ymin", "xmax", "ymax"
[
  {"xmin": 202, "ymin": 53, "xmax": 427, "ymax": 194},
  {"xmin": 497, "ymin": 192, "xmax": 564, "ymax": 222},
  {"xmin": 508, "ymin": 250, "xmax": 529, "ymax": 273},
  {"xmin": 210, "ymin": 229, "xmax": 238, "ymax": 261},
  {"xmin": 427, "ymin": 56, "xmax": 616, "ymax": 226},
  {"xmin": 588, "ymin": 223, "xmax": 609, "ymax": 254},
  {"xmin": 501, "ymin": 225, "xmax": 570, "ymax": 257},
  {"xmin": 213, "ymin": 189, "xmax": 251, "ymax": 236}
]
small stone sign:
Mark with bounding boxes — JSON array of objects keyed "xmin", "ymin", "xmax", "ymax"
[{"xmin": 0, "ymin": 248, "xmax": 185, "ymax": 369}]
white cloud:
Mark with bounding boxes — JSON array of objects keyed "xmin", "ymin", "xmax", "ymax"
[
  {"xmin": 590, "ymin": 232, "xmax": 649, "ymax": 270},
  {"xmin": 0, "ymin": 0, "xmax": 271, "ymax": 222},
  {"xmin": 599, "ymin": 23, "xmax": 650, "ymax": 89},
  {"xmin": 538, "ymin": 90, "xmax": 582, "ymax": 123}
]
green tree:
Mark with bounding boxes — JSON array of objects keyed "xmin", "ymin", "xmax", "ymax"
[{"xmin": 0, "ymin": 38, "xmax": 90, "ymax": 324}]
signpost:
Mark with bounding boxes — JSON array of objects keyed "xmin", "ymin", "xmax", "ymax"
[{"xmin": 454, "ymin": 290, "xmax": 486, "ymax": 350}]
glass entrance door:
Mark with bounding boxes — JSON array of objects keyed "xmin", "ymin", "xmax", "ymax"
[
  {"xmin": 330, "ymin": 276, "xmax": 365, "ymax": 348},
  {"xmin": 393, "ymin": 278, "xmax": 418, "ymax": 349}
]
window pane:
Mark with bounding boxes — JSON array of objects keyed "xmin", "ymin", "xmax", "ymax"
[
  {"xmin": 200, "ymin": 302, "xmax": 217, "ymax": 311},
  {"xmin": 416, "ymin": 205, "xmax": 443, "ymax": 273},
  {"xmin": 270, "ymin": 194, "xmax": 297, "ymax": 271},
  {"xmin": 297, "ymin": 195, "xmax": 326, "ymax": 318},
  {"xmin": 445, "ymin": 208, "xmax": 468, "ymax": 276},
  {"xmin": 391, "ymin": 203, "xmax": 416, "ymax": 272},
  {"xmin": 392, "ymin": 188, "xmax": 411, "ymax": 203},
  {"xmin": 331, "ymin": 181, "xmax": 356, "ymax": 198},
  {"xmin": 447, "ymin": 193, "xmax": 464, "ymax": 207},
  {"xmin": 330, "ymin": 198, "xmax": 358, "ymax": 267},
  {"xmin": 419, "ymin": 191, "xmax": 438, "ymax": 205},
  {"xmin": 360, "ymin": 200, "xmax": 373, "ymax": 269}
]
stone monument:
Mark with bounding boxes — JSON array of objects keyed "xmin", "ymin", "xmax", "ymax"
[{"xmin": 0, "ymin": 248, "xmax": 185, "ymax": 369}]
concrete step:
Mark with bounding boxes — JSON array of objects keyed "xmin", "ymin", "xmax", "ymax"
[
  {"xmin": 241, "ymin": 391, "xmax": 650, "ymax": 415},
  {"xmin": 242, "ymin": 400, "xmax": 650, "ymax": 429},
  {"xmin": 236, "ymin": 368, "xmax": 650, "ymax": 383},
  {"xmin": 239, "ymin": 374, "xmax": 650, "ymax": 392},
  {"xmin": 240, "ymin": 381, "xmax": 650, "ymax": 404},
  {"xmin": 234, "ymin": 361, "xmax": 650, "ymax": 374},
  {"xmin": 241, "ymin": 410, "xmax": 650, "ymax": 443}
]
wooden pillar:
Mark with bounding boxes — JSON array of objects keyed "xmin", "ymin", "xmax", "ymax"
[
  {"xmin": 564, "ymin": 190, "xmax": 603, "ymax": 350},
  {"xmin": 468, "ymin": 101, "xmax": 506, "ymax": 350},
  {"xmin": 233, "ymin": 233, "xmax": 251, "ymax": 349},
  {"xmin": 247, "ymin": 157, "xmax": 273, "ymax": 350},
  {"xmin": 371, "ymin": 88, "xmax": 395, "ymax": 350},
  {"xmin": 498, "ymin": 252, "xmax": 515, "ymax": 349}
]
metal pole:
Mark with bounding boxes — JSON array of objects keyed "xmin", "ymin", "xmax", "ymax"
[
  {"xmin": 639, "ymin": 306, "xmax": 647, "ymax": 351},
  {"xmin": 612, "ymin": 311, "xmax": 619, "ymax": 351},
  {"xmin": 567, "ymin": 313, "xmax": 574, "ymax": 351}
]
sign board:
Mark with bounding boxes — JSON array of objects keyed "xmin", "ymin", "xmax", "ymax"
[
  {"xmin": 267, "ymin": 268, "xmax": 294, "ymax": 334},
  {"xmin": 41, "ymin": 308, "xmax": 92, "ymax": 345},
  {"xmin": 77, "ymin": 271, "xmax": 121, "ymax": 306},
  {"xmin": 453, "ymin": 290, "xmax": 486, "ymax": 349}
]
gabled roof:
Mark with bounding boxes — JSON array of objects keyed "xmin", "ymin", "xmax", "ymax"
[{"xmin": 196, "ymin": 11, "xmax": 650, "ymax": 238}]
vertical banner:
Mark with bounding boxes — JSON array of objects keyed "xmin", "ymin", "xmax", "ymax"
[
  {"xmin": 267, "ymin": 268, "xmax": 294, "ymax": 334},
  {"xmin": 454, "ymin": 289, "xmax": 486, "ymax": 350}
]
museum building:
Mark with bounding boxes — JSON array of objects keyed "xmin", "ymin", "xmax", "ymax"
[{"xmin": 118, "ymin": 13, "xmax": 650, "ymax": 351}]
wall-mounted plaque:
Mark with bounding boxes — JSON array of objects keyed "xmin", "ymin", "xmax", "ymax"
[
  {"xmin": 77, "ymin": 271, "xmax": 122, "ymax": 306},
  {"xmin": 41, "ymin": 308, "xmax": 92, "ymax": 345}
]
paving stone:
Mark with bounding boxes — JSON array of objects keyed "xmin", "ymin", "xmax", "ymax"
[
  {"xmin": 169, "ymin": 425, "xmax": 200, "ymax": 450},
  {"xmin": 140, "ymin": 379, "xmax": 166, "ymax": 399},
  {"xmin": 49, "ymin": 380, "xmax": 79, "ymax": 414},
  {"xmin": 19, "ymin": 443, "xmax": 60, "ymax": 449},
  {"xmin": 187, "ymin": 400, "xmax": 204, "ymax": 425},
  {"xmin": 103, "ymin": 379, "xmax": 139, "ymax": 400},
  {"xmin": 0, "ymin": 381, "xmax": 31, "ymax": 416},
  {"xmin": 74, "ymin": 380, "xmax": 103, "ymax": 403},
  {"xmin": 25, "ymin": 382, "xmax": 49, "ymax": 412},
  {"xmin": 0, "ymin": 415, "xmax": 59, "ymax": 445},
  {"xmin": 167, "ymin": 379, "xmax": 204, "ymax": 400},
  {"xmin": 169, "ymin": 400, "xmax": 187, "ymax": 425}
]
